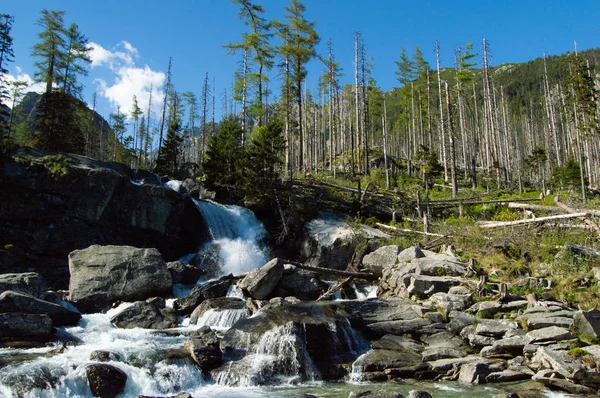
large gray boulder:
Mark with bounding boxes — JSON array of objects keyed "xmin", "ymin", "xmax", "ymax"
[
  {"xmin": 0, "ymin": 290, "xmax": 81, "ymax": 326},
  {"xmin": 0, "ymin": 273, "xmax": 47, "ymax": 298},
  {"xmin": 300, "ymin": 212, "xmax": 389, "ymax": 270},
  {"xmin": 68, "ymin": 245, "xmax": 172, "ymax": 313},
  {"xmin": 573, "ymin": 309, "xmax": 600, "ymax": 338},
  {"xmin": 184, "ymin": 326, "xmax": 222, "ymax": 373},
  {"xmin": 0, "ymin": 147, "xmax": 210, "ymax": 290},
  {"xmin": 86, "ymin": 363, "xmax": 127, "ymax": 398},
  {"xmin": 238, "ymin": 258, "xmax": 284, "ymax": 300},
  {"xmin": 0, "ymin": 312, "xmax": 53, "ymax": 339},
  {"xmin": 361, "ymin": 245, "xmax": 403, "ymax": 276},
  {"xmin": 110, "ymin": 300, "xmax": 178, "ymax": 330}
]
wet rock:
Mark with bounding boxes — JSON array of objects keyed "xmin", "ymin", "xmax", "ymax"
[
  {"xmin": 406, "ymin": 392, "xmax": 432, "ymax": 398},
  {"xmin": 90, "ymin": 350, "xmax": 123, "ymax": 362},
  {"xmin": 0, "ymin": 272, "xmax": 47, "ymax": 298},
  {"xmin": 167, "ymin": 261, "xmax": 203, "ymax": 285},
  {"xmin": 180, "ymin": 177, "xmax": 202, "ymax": 197},
  {"xmin": 348, "ymin": 390, "xmax": 403, "ymax": 398},
  {"xmin": 532, "ymin": 369, "xmax": 596, "ymax": 395},
  {"xmin": 486, "ymin": 369, "xmax": 534, "ymax": 383},
  {"xmin": 184, "ymin": 326, "xmax": 222, "ymax": 373},
  {"xmin": 526, "ymin": 326, "xmax": 574, "ymax": 344},
  {"xmin": 272, "ymin": 266, "xmax": 329, "ymax": 301},
  {"xmin": 468, "ymin": 300, "xmax": 529, "ymax": 318},
  {"xmin": 110, "ymin": 300, "xmax": 178, "ymax": 330},
  {"xmin": 458, "ymin": 361, "xmax": 491, "ymax": 384},
  {"xmin": 573, "ymin": 308, "xmax": 600, "ymax": 338},
  {"xmin": 173, "ymin": 274, "xmax": 233, "ymax": 315},
  {"xmin": 0, "ymin": 312, "xmax": 53, "ymax": 339},
  {"xmin": 86, "ymin": 363, "xmax": 127, "ymax": 398},
  {"xmin": 372, "ymin": 335, "xmax": 424, "ymax": 354},
  {"xmin": 352, "ymin": 348, "xmax": 422, "ymax": 372},
  {"xmin": 362, "ymin": 245, "xmax": 403, "ymax": 276},
  {"xmin": 238, "ymin": 258, "xmax": 284, "ymax": 300},
  {"xmin": 68, "ymin": 245, "xmax": 172, "ymax": 313},
  {"xmin": 0, "ymin": 290, "xmax": 81, "ymax": 326},
  {"xmin": 189, "ymin": 297, "xmax": 247, "ymax": 325}
]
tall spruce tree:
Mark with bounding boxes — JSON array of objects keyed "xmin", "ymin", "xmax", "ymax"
[
  {"xmin": 282, "ymin": 0, "xmax": 319, "ymax": 172},
  {"xmin": 61, "ymin": 23, "xmax": 91, "ymax": 97},
  {"xmin": 0, "ymin": 14, "xmax": 15, "ymax": 111},
  {"xmin": 203, "ymin": 116, "xmax": 245, "ymax": 188}
]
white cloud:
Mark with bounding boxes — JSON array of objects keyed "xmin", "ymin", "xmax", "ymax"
[
  {"xmin": 89, "ymin": 41, "xmax": 164, "ymax": 120},
  {"xmin": 4, "ymin": 67, "xmax": 46, "ymax": 105}
]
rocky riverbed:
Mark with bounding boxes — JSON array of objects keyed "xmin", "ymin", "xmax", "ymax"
[{"xmin": 1, "ymin": 239, "xmax": 600, "ymax": 397}]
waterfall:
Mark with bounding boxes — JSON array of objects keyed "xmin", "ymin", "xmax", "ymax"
[
  {"xmin": 192, "ymin": 200, "xmax": 270, "ymax": 276},
  {"xmin": 197, "ymin": 309, "xmax": 251, "ymax": 332}
]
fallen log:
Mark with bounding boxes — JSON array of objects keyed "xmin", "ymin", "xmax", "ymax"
[
  {"xmin": 283, "ymin": 260, "xmax": 379, "ymax": 281},
  {"xmin": 554, "ymin": 197, "xmax": 600, "ymax": 236},
  {"xmin": 317, "ymin": 276, "xmax": 354, "ymax": 301},
  {"xmin": 507, "ymin": 202, "xmax": 562, "ymax": 212},
  {"xmin": 478, "ymin": 212, "xmax": 588, "ymax": 229},
  {"xmin": 375, "ymin": 223, "xmax": 448, "ymax": 237}
]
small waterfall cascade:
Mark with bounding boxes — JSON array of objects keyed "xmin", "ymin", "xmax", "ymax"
[
  {"xmin": 193, "ymin": 199, "xmax": 270, "ymax": 276},
  {"xmin": 197, "ymin": 308, "xmax": 251, "ymax": 333}
]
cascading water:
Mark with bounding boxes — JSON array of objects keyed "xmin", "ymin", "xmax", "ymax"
[{"xmin": 193, "ymin": 199, "xmax": 270, "ymax": 276}]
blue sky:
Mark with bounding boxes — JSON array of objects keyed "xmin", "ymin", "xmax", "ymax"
[{"xmin": 3, "ymin": 0, "xmax": 600, "ymax": 127}]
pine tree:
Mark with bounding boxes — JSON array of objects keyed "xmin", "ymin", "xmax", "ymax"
[
  {"xmin": 243, "ymin": 119, "xmax": 285, "ymax": 196},
  {"xmin": 203, "ymin": 116, "xmax": 245, "ymax": 188},
  {"xmin": 61, "ymin": 23, "xmax": 91, "ymax": 97},
  {"xmin": 282, "ymin": 0, "xmax": 319, "ymax": 172},
  {"xmin": 0, "ymin": 14, "xmax": 15, "ymax": 115},
  {"xmin": 32, "ymin": 10, "xmax": 66, "ymax": 94},
  {"xmin": 155, "ymin": 89, "xmax": 184, "ymax": 176}
]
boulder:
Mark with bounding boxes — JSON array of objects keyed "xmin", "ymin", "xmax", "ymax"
[
  {"xmin": 68, "ymin": 245, "xmax": 172, "ymax": 313},
  {"xmin": 429, "ymin": 292, "xmax": 470, "ymax": 315},
  {"xmin": 406, "ymin": 392, "xmax": 432, "ymax": 398},
  {"xmin": 458, "ymin": 361, "xmax": 491, "ymax": 384},
  {"xmin": 362, "ymin": 245, "xmax": 402, "ymax": 276},
  {"xmin": 420, "ymin": 331, "xmax": 464, "ymax": 349},
  {"xmin": 526, "ymin": 326, "xmax": 574, "ymax": 344},
  {"xmin": 524, "ymin": 316, "xmax": 572, "ymax": 331},
  {"xmin": 447, "ymin": 310, "xmax": 477, "ymax": 333},
  {"xmin": 173, "ymin": 274, "xmax": 233, "ymax": 315},
  {"xmin": 333, "ymin": 299, "xmax": 426, "ymax": 328},
  {"xmin": 573, "ymin": 308, "xmax": 600, "ymax": 339},
  {"xmin": 0, "ymin": 147, "xmax": 210, "ymax": 290},
  {"xmin": 475, "ymin": 320, "xmax": 518, "ymax": 337},
  {"xmin": 86, "ymin": 363, "xmax": 127, "ymax": 398},
  {"xmin": 372, "ymin": 335, "xmax": 424, "ymax": 354},
  {"xmin": 0, "ymin": 290, "xmax": 81, "ymax": 326},
  {"xmin": 0, "ymin": 273, "xmax": 47, "ymax": 298},
  {"xmin": 532, "ymin": 369, "xmax": 596, "ymax": 395},
  {"xmin": 480, "ymin": 337, "xmax": 526, "ymax": 358},
  {"xmin": 396, "ymin": 246, "xmax": 425, "ymax": 263},
  {"xmin": 352, "ymin": 348, "xmax": 422, "ymax": 372},
  {"xmin": 532, "ymin": 347, "xmax": 582, "ymax": 377},
  {"xmin": 180, "ymin": 177, "xmax": 202, "ymax": 197},
  {"xmin": 238, "ymin": 258, "xmax": 284, "ymax": 300},
  {"xmin": 184, "ymin": 326, "xmax": 222, "ymax": 373},
  {"xmin": 486, "ymin": 369, "xmax": 533, "ymax": 383},
  {"xmin": 421, "ymin": 347, "xmax": 464, "ymax": 361},
  {"xmin": 300, "ymin": 212, "xmax": 389, "ymax": 270},
  {"xmin": 0, "ymin": 313, "xmax": 53, "ymax": 339},
  {"xmin": 167, "ymin": 261, "xmax": 203, "ymax": 285},
  {"xmin": 271, "ymin": 266, "xmax": 329, "ymax": 301},
  {"xmin": 110, "ymin": 300, "xmax": 178, "ymax": 330}
]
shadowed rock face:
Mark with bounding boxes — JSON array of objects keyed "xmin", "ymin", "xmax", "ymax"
[{"xmin": 0, "ymin": 146, "xmax": 210, "ymax": 289}]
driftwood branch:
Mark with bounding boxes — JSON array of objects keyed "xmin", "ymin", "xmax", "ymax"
[
  {"xmin": 317, "ymin": 276, "xmax": 354, "ymax": 301},
  {"xmin": 478, "ymin": 212, "xmax": 588, "ymax": 229},
  {"xmin": 283, "ymin": 260, "xmax": 379, "ymax": 281},
  {"xmin": 375, "ymin": 223, "xmax": 448, "ymax": 237}
]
